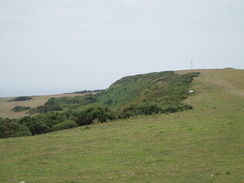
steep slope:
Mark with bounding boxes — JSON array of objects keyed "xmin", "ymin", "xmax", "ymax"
[{"xmin": 0, "ymin": 69, "xmax": 243, "ymax": 183}]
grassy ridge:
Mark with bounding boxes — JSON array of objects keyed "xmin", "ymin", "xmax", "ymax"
[
  {"xmin": 97, "ymin": 71, "xmax": 174, "ymax": 107},
  {"xmin": 0, "ymin": 69, "xmax": 243, "ymax": 182}
]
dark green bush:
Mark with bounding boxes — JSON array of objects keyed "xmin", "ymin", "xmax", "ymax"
[
  {"xmin": 137, "ymin": 103, "xmax": 162, "ymax": 115},
  {"xmin": 73, "ymin": 104, "xmax": 113, "ymax": 126},
  {"xmin": 118, "ymin": 103, "xmax": 162, "ymax": 119},
  {"xmin": 28, "ymin": 104, "xmax": 63, "ymax": 114},
  {"xmin": 161, "ymin": 104, "xmax": 193, "ymax": 113},
  {"xmin": 118, "ymin": 105, "xmax": 140, "ymax": 119},
  {"xmin": 12, "ymin": 106, "xmax": 31, "ymax": 112},
  {"xmin": 20, "ymin": 119, "xmax": 51, "ymax": 135},
  {"xmin": 0, "ymin": 118, "xmax": 32, "ymax": 138},
  {"xmin": 119, "ymin": 103, "xmax": 193, "ymax": 119},
  {"xmin": 52, "ymin": 120, "xmax": 78, "ymax": 131},
  {"xmin": 39, "ymin": 112, "xmax": 70, "ymax": 128},
  {"xmin": 8, "ymin": 96, "xmax": 32, "ymax": 102}
]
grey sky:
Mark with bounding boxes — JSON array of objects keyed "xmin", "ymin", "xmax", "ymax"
[{"xmin": 0, "ymin": 0, "xmax": 244, "ymax": 97}]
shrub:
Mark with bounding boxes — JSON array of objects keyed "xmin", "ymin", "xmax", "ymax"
[
  {"xmin": 52, "ymin": 120, "xmax": 78, "ymax": 131},
  {"xmin": 20, "ymin": 119, "xmax": 51, "ymax": 135},
  {"xmin": 12, "ymin": 106, "xmax": 31, "ymax": 112},
  {"xmin": 162, "ymin": 104, "xmax": 193, "ymax": 113},
  {"xmin": 28, "ymin": 95, "xmax": 97, "ymax": 115},
  {"xmin": 137, "ymin": 103, "xmax": 162, "ymax": 115},
  {"xmin": 8, "ymin": 96, "xmax": 32, "ymax": 102},
  {"xmin": 119, "ymin": 103, "xmax": 162, "ymax": 119},
  {"xmin": 0, "ymin": 119, "xmax": 32, "ymax": 138},
  {"xmin": 30, "ymin": 104, "xmax": 63, "ymax": 114},
  {"xmin": 118, "ymin": 105, "xmax": 140, "ymax": 119},
  {"xmin": 73, "ymin": 104, "xmax": 113, "ymax": 126},
  {"xmin": 119, "ymin": 103, "xmax": 193, "ymax": 119}
]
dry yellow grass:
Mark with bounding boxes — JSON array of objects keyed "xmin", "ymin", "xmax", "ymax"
[{"xmin": 0, "ymin": 93, "xmax": 85, "ymax": 119}]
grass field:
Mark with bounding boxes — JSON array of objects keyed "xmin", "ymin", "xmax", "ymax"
[
  {"xmin": 0, "ymin": 69, "xmax": 243, "ymax": 183},
  {"xmin": 0, "ymin": 93, "xmax": 85, "ymax": 119}
]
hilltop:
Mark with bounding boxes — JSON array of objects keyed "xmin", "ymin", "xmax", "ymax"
[{"xmin": 0, "ymin": 68, "xmax": 243, "ymax": 182}]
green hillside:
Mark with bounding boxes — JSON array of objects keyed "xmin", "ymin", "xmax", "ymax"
[
  {"xmin": 0, "ymin": 69, "xmax": 243, "ymax": 183},
  {"xmin": 97, "ymin": 71, "xmax": 199, "ymax": 108},
  {"xmin": 0, "ymin": 71, "xmax": 199, "ymax": 138},
  {"xmin": 98, "ymin": 71, "xmax": 175, "ymax": 107}
]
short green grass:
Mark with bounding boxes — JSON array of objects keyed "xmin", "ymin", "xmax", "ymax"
[{"xmin": 0, "ymin": 69, "xmax": 243, "ymax": 183}]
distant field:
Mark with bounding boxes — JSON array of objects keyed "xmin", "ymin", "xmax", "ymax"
[
  {"xmin": 0, "ymin": 69, "xmax": 243, "ymax": 183},
  {"xmin": 0, "ymin": 93, "xmax": 86, "ymax": 119}
]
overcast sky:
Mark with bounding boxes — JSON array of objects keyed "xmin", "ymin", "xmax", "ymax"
[{"xmin": 0, "ymin": 0, "xmax": 244, "ymax": 97}]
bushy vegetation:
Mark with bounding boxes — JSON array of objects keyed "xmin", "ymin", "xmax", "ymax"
[
  {"xmin": 8, "ymin": 96, "xmax": 32, "ymax": 102},
  {"xmin": 97, "ymin": 71, "xmax": 175, "ymax": 107},
  {"xmin": 52, "ymin": 120, "xmax": 78, "ymax": 131},
  {"xmin": 0, "ymin": 71, "xmax": 200, "ymax": 138},
  {"xmin": 97, "ymin": 71, "xmax": 199, "ymax": 108},
  {"xmin": 19, "ymin": 117, "xmax": 51, "ymax": 135},
  {"xmin": 73, "ymin": 104, "xmax": 116, "ymax": 126},
  {"xmin": 0, "ymin": 104, "xmax": 116, "ymax": 137},
  {"xmin": 118, "ymin": 103, "xmax": 193, "ymax": 119},
  {"xmin": 18, "ymin": 112, "xmax": 70, "ymax": 135},
  {"xmin": 66, "ymin": 89, "xmax": 103, "ymax": 94},
  {"xmin": 12, "ymin": 106, "xmax": 31, "ymax": 112},
  {"xmin": 28, "ymin": 95, "xmax": 97, "ymax": 114},
  {"xmin": 0, "ymin": 118, "xmax": 32, "ymax": 138}
]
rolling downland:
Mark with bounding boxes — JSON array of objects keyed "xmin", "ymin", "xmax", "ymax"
[{"xmin": 0, "ymin": 68, "xmax": 243, "ymax": 183}]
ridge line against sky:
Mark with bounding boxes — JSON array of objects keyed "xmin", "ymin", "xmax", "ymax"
[{"xmin": 0, "ymin": 0, "xmax": 244, "ymax": 97}]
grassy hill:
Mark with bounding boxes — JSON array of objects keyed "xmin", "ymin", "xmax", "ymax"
[
  {"xmin": 0, "ymin": 70, "xmax": 199, "ymax": 138},
  {"xmin": 0, "ymin": 71, "xmax": 199, "ymax": 120},
  {"xmin": 97, "ymin": 71, "xmax": 199, "ymax": 108},
  {"xmin": 0, "ymin": 69, "xmax": 243, "ymax": 182}
]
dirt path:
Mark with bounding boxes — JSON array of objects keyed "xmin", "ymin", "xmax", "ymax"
[{"xmin": 214, "ymin": 78, "xmax": 244, "ymax": 97}]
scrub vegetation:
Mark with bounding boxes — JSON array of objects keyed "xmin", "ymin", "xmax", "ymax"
[
  {"xmin": 0, "ymin": 69, "xmax": 243, "ymax": 183},
  {"xmin": 8, "ymin": 96, "xmax": 32, "ymax": 102},
  {"xmin": 12, "ymin": 106, "xmax": 31, "ymax": 112},
  {"xmin": 0, "ymin": 71, "xmax": 199, "ymax": 138}
]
